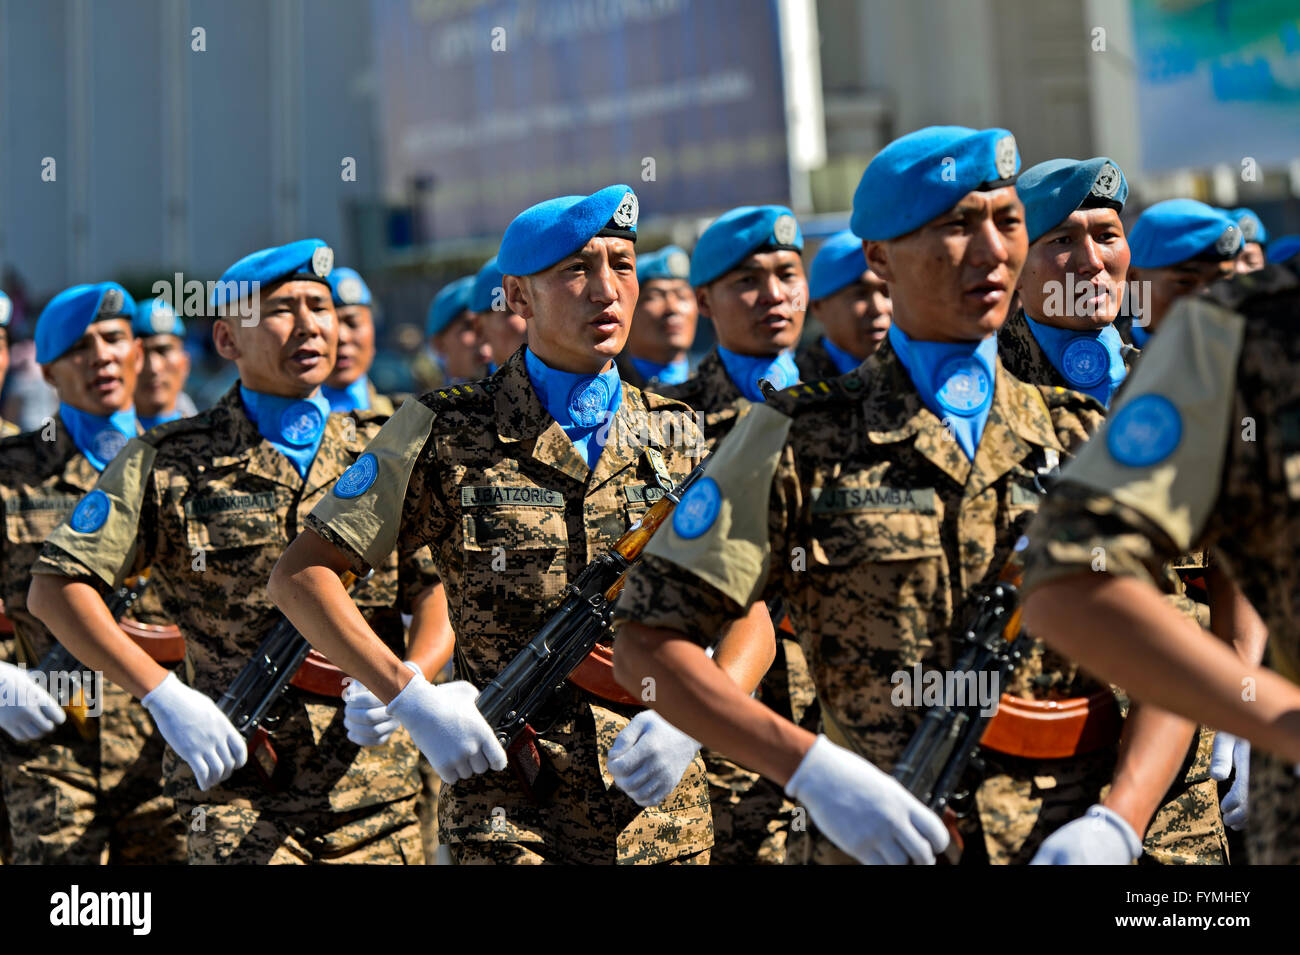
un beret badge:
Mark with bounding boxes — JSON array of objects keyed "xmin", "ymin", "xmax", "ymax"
[
  {"xmin": 149, "ymin": 301, "xmax": 175, "ymax": 334},
  {"xmin": 99, "ymin": 288, "xmax": 124, "ymax": 317},
  {"xmin": 1239, "ymin": 217, "xmax": 1259, "ymax": 242},
  {"xmin": 1090, "ymin": 162, "xmax": 1121, "ymax": 199},
  {"xmin": 666, "ymin": 250, "xmax": 690, "ymax": 278},
  {"xmin": 312, "ymin": 246, "xmax": 334, "ymax": 278},
  {"xmin": 1215, "ymin": 225, "xmax": 1241, "ymax": 256},
  {"xmin": 995, "ymin": 135, "xmax": 1017, "ymax": 180},
  {"xmin": 773, "ymin": 214, "xmax": 798, "ymax": 245},
  {"xmin": 337, "ymin": 276, "xmax": 364, "ymax": 305},
  {"xmin": 613, "ymin": 192, "xmax": 639, "ymax": 229},
  {"xmin": 0, "ymin": 297, "xmax": 10, "ymax": 326}
]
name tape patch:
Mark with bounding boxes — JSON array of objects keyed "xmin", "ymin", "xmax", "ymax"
[
  {"xmin": 811, "ymin": 486, "xmax": 936, "ymax": 514},
  {"xmin": 460, "ymin": 485, "xmax": 565, "ymax": 508}
]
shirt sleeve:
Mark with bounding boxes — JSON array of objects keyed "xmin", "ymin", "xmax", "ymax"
[
  {"xmin": 1022, "ymin": 297, "xmax": 1247, "ymax": 594},
  {"xmin": 32, "ymin": 437, "xmax": 157, "ymax": 589}
]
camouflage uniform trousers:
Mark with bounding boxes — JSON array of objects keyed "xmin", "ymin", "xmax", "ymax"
[
  {"xmin": 0, "ymin": 681, "xmax": 185, "ymax": 864},
  {"xmin": 452, "ymin": 843, "xmax": 710, "ymax": 864},
  {"xmin": 174, "ymin": 793, "xmax": 423, "ymax": 865}
]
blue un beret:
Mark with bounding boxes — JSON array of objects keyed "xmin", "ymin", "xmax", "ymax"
[
  {"xmin": 211, "ymin": 238, "xmax": 334, "ymax": 308},
  {"xmin": 427, "ymin": 276, "xmax": 475, "ymax": 339},
  {"xmin": 809, "ymin": 231, "xmax": 868, "ymax": 300},
  {"xmin": 36, "ymin": 282, "xmax": 136, "ymax": 364},
  {"xmin": 852, "ymin": 126, "xmax": 1020, "ymax": 241},
  {"xmin": 1229, "ymin": 208, "xmax": 1267, "ymax": 245},
  {"xmin": 470, "ymin": 256, "xmax": 504, "ymax": 313},
  {"xmin": 132, "ymin": 297, "xmax": 185, "ymax": 338},
  {"xmin": 637, "ymin": 245, "xmax": 692, "ymax": 283},
  {"xmin": 690, "ymin": 206, "xmax": 803, "ymax": 287},
  {"xmin": 328, "ymin": 267, "xmax": 372, "ymax": 308},
  {"xmin": 0, "ymin": 289, "xmax": 10, "ymax": 328},
  {"xmin": 1128, "ymin": 199, "xmax": 1241, "ymax": 269},
  {"xmin": 1018, "ymin": 157, "xmax": 1129, "ymax": 243},
  {"xmin": 498, "ymin": 185, "xmax": 639, "ymax": 277},
  {"xmin": 1268, "ymin": 234, "xmax": 1300, "ymax": 264}
]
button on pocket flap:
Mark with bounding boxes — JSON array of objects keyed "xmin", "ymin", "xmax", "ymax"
[{"xmin": 184, "ymin": 492, "xmax": 282, "ymax": 551}]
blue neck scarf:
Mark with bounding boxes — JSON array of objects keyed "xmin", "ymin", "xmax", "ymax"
[
  {"xmin": 630, "ymin": 355, "xmax": 690, "ymax": 386},
  {"xmin": 238, "ymin": 385, "xmax": 331, "ymax": 479},
  {"xmin": 820, "ymin": 336, "xmax": 863, "ymax": 376},
  {"xmin": 717, "ymin": 346, "xmax": 800, "ymax": 402},
  {"xmin": 60, "ymin": 403, "xmax": 137, "ymax": 472},
  {"xmin": 888, "ymin": 324, "xmax": 997, "ymax": 462},
  {"xmin": 137, "ymin": 408, "xmax": 183, "ymax": 432},
  {"xmin": 1130, "ymin": 322, "xmax": 1151, "ymax": 349},
  {"xmin": 1023, "ymin": 314, "xmax": 1127, "ymax": 408},
  {"xmin": 524, "ymin": 348, "xmax": 623, "ymax": 471},
  {"xmin": 322, "ymin": 375, "xmax": 372, "ymax": 413}
]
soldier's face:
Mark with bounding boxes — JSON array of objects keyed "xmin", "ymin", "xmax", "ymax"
[
  {"xmin": 41, "ymin": 318, "xmax": 142, "ymax": 416},
  {"xmin": 867, "ymin": 186, "xmax": 1026, "ymax": 343},
  {"xmin": 811, "ymin": 268, "xmax": 892, "ymax": 360},
  {"xmin": 473, "ymin": 307, "xmax": 528, "ymax": 366},
  {"xmin": 697, "ymin": 250, "xmax": 807, "ymax": 357},
  {"xmin": 214, "ymin": 280, "xmax": 337, "ymax": 397},
  {"xmin": 628, "ymin": 278, "xmax": 698, "ymax": 364},
  {"xmin": 328, "ymin": 305, "xmax": 376, "ymax": 389},
  {"xmin": 1235, "ymin": 242, "xmax": 1266, "ymax": 273},
  {"xmin": 1018, "ymin": 207, "xmax": 1129, "ymax": 331},
  {"xmin": 1132, "ymin": 259, "xmax": 1233, "ymax": 333},
  {"xmin": 135, "ymin": 334, "xmax": 190, "ymax": 417},
  {"xmin": 431, "ymin": 312, "xmax": 490, "ymax": 379},
  {"xmin": 507, "ymin": 236, "xmax": 638, "ymax": 374}
]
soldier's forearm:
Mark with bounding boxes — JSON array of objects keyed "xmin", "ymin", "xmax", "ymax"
[
  {"xmin": 26, "ymin": 573, "xmax": 169, "ymax": 700},
  {"xmin": 269, "ymin": 529, "xmax": 412, "ymax": 704},
  {"xmin": 613, "ymin": 620, "xmax": 814, "ymax": 785},
  {"xmin": 406, "ymin": 581, "xmax": 454, "ymax": 679},
  {"xmin": 1024, "ymin": 573, "xmax": 1300, "ymax": 764},
  {"xmin": 1207, "ymin": 566, "xmax": 1268, "ymax": 665},
  {"xmin": 710, "ymin": 599, "xmax": 777, "ymax": 695},
  {"xmin": 1103, "ymin": 703, "xmax": 1198, "ymax": 838}
]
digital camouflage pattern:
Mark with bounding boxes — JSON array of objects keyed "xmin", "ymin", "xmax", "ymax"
[
  {"xmin": 1023, "ymin": 260, "xmax": 1300, "ymax": 864},
  {"xmin": 615, "ymin": 340, "xmax": 1176, "ymax": 864},
  {"xmin": 661, "ymin": 346, "xmax": 818, "ymax": 865},
  {"xmin": 795, "ymin": 337, "xmax": 844, "ymax": 383},
  {"xmin": 308, "ymin": 348, "xmax": 714, "ymax": 864},
  {"xmin": 30, "ymin": 386, "xmax": 434, "ymax": 863},
  {"xmin": 0, "ymin": 419, "xmax": 185, "ymax": 863}
]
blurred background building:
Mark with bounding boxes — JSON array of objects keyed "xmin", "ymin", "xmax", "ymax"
[{"xmin": 2, "ymin": 0, "xmax": 1298, "ymax": 416}]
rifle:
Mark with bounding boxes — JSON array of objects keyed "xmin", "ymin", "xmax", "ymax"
[
  {"xmin": 218, "ymin": 570, "xmax": 360, "ymax": 786},
  {"xmin": 32, "ymin": 573, "xmax": 152, "ymax": 739},
  {"xmin": 476, "ymin": 456, "xmax": 709, "ymax": 753},
  {"xmin": 890, "ymin": 539, "xmax": 1032, "ymax": 864}
]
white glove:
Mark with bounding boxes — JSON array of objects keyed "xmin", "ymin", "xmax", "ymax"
[
  {"xmin": 0, "ymin": 660, "xmax": 65, "ymax": 742},
  {"xmin": 342, "ymin": 661, "xmax": 421, "ymax": 747},
  {"xmin": 785, "ymin": 735, "xmax": 950, "ymax": 865},
  {"xmin": 607, "ymin": 709, "xmax": 700, "ymax": 807},
  {"xmin": 142, "ymin": 672, "xmax": 247, "ymax": 792},
  {"xmin": 385, "ymin": 673, "xmax": 507, "ymax": 784},
  {"xmin": 1210, "ymin": 731, "xmax": 1250, "ymax": 831},
  {"xmin": 1030, "ymin": 804, "xmax": 1142, "ymax": 864}
]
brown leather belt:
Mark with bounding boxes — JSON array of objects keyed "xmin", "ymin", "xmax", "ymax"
[
  {"xmin": 118, "ymin": 618, "xmax": 186, "ymax": 664},
  {"xmin": 980, "ymin": 689, "xmax": 1123, "ymax": 760},
  {"xmin": 569, "ymin": 642, "xmax": 638, "ymax": 706},
  {"xmin": 289, "ymin": 649, "xmax": 348, "ymax": 698}
]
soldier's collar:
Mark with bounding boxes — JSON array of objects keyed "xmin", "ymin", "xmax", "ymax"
[{"xmin": 494, "ymin": 347, "xmax": 561, "ymax": 445}]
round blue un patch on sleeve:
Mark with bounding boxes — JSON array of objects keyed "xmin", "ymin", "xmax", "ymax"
[
  {"xmin": 334, "ymin": 453, "xmax": 378, "ymax": 499},
  {"xmin": 70, "ymin": 490, "xmax": 111, "ymax": 534},
  {"xmin": 1107, "ymin": 394, "xmax": 1182, "ymax": 467},
  {"xmin": 672, "ymin": 477, "xmax": 722, "ymax": 540}
]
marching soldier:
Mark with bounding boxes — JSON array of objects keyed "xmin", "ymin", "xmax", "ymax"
[
  {"xmin": 1228, "ymin": 208, "xmax": 1267, "ymax": 274},
  {"xmin": 269, "ymin": 185, "xmax": 776, "ymax": 865},
  {"xmin": 426, "ymin": 275, "xmax": 490, "ymax": 386},
  {"xmin": 1019, "ymin": 252, "xmax": 1300, "ymax": 864},
  {"xmin": 27, "ymin": 241, "xmax": 441, "ymax": 864},
  {"xmin": 0, "ymin": 282, "xmax": 186, "ymax": 864},
  {"xmin": 797, "ymin": 229, "xmax": 892, "ymax": 381},
  {"xmin": 611, "ymin": 125, "xmax": 1217, "ymax": 865},
  {"xmin": 132, "ymin": 297, "xmax": 196, "ymax": 430},
  {"xmin": 322, "ymin": 267, "xmax": 394, "ymax": 415},
  {"xmin": 1000, "ymin": 157, "xmax": 1229, "ymax": 864},
  {"xmin": 469, "ymin": 255, "xmax": 527, "ymax": 370},
  {"xmin": 650, "ymin": 206, "xmax": 816, "ymax": 865},
  {"xmin": 616, "ymin": 245, "xmax": 697, "ymax": 390}
]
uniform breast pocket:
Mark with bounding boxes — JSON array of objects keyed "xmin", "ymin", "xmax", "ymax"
[{"xmin": 461, "ymin": 504, "xmax": 569, "ymax": 628}]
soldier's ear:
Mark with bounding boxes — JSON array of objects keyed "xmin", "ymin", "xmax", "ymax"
[
  {"xmin": 211, "ymin": 317, "xmax": 242, "ymax": 361},
  {"xmin": 695, "ymin": 285, "xmax": 713, "ymax": 320},
  {"xmin": 864, "ymin": 240, "xmax": 893, "ymax": 284},
  {"xmin": 503, "ymin": 275, "xmax": 532, "ymax": 321}
]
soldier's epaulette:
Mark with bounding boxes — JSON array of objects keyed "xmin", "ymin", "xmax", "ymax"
[
  {"xmin": 1202, "ymin": 262, "xmax": 1299, "ymax": 313},
  {"xmin": 1036, "ymin": 383, "xmax": 1105, "ymax": 415},
  {"xmin": 763, "ymin": 373, "xmax": 864, "ymax": 415},
  {"xmin": 639, "ymin": 386, "xmax": 694, "ymax": 413},
  {"xmin": 138, "ymin": 411, "xmax": 211, "ymax": 446},
  {"xmin": 418, "ymin": 379, "xmax": 495, "ymax": 413}
]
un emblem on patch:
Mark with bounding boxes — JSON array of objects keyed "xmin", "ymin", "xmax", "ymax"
[
  {"xmin": 91, "ymin": 428, "xmax": 128, "ymax": 463},
  {"xmin": 334, "ymin": 452, "xmax": 378, "ymax": 499},
  {"xmin": 995, "ymin": 135, "xmax": 1017, "ymax": 179},
  {"xmin": 613, "ymin": 192, "xmax": 639, "ymax": 229},
  {"xmin": 1215, "ymin": 225, "xmax": 1241, "ymax": 256},
  {"xmin": 312, "ymin": 246, "xmax": 334, "ymax": 278},
  {"xmin": 70, "ymin": 490, "xmax": 111, "ymax": 534},
  {"xmin": 1107, "ymin": 394, "xmax": 1182, "ymax": 467},
  {"xmin": 1090, "ymin": 162, "xmax": 1121, "ymax": 199},
  {"xmin": 567, "ymin": 376, "xmax": 611, "ymax": 429},
  {"xmin": 772, "ymin": 214, "xmax": 798, "ymax": 245},
  {"xmin": 673, "ymin": 477, "xmax": 722, "ymax": 540},
  {"xmin": 1061, "ymin": 337, "xmax": 1109, "ymax": 388},
  {"xmin": 280, "ymin": 401, "xmax": 325, "ymax": 446},
  {"xmin": 935, "ymin": 356, "xmax": 991, "ymax": 416}
]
